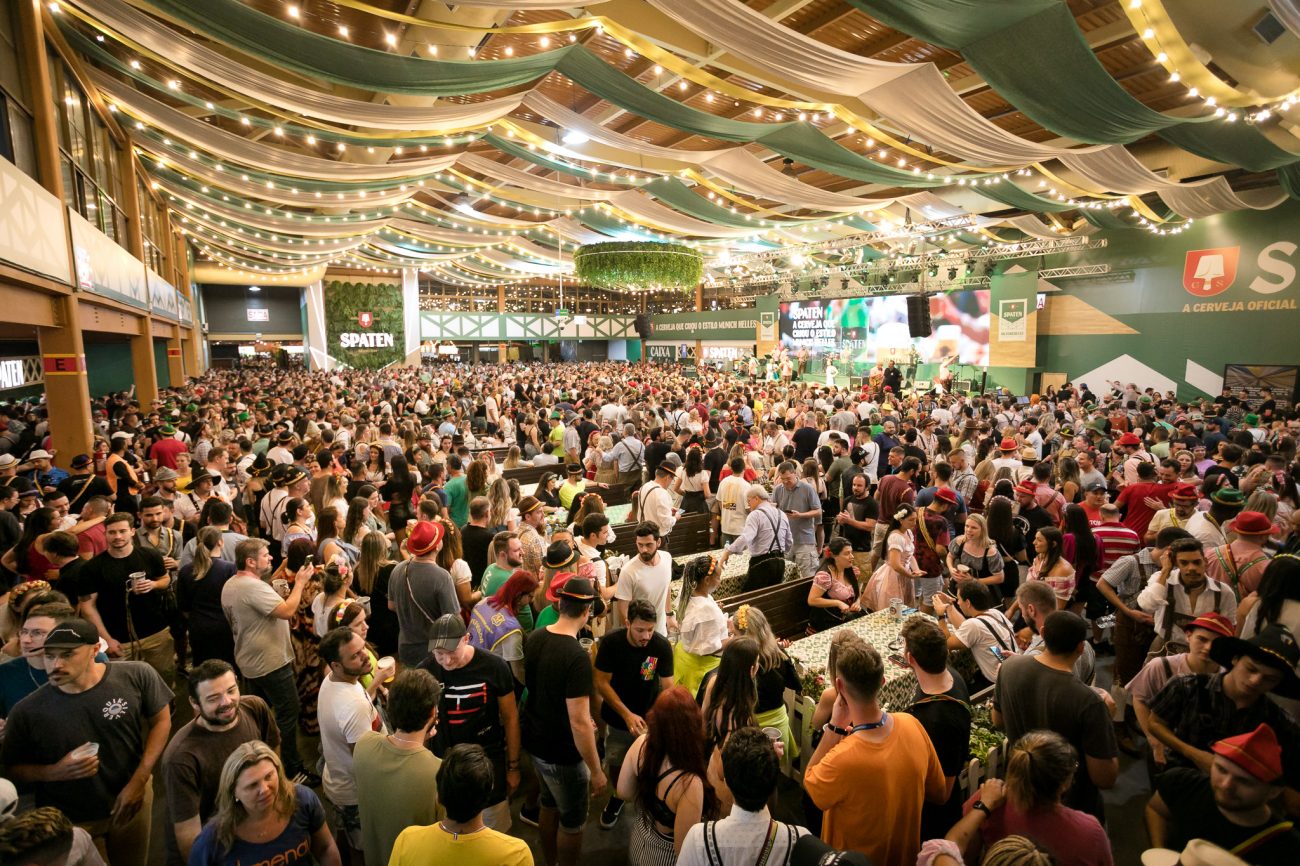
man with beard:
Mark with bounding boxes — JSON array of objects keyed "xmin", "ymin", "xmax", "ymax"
[
  {"xmin": 835, "ymin": 473, "xmax": 879, "ymax": 575},
  {"xmin": 220, "ymin": 538, "xmax": 316, "ymax": 786},
  {"xmin": 76, "ymin": 513, "xmax": 174, "ymax": 686},
  {"xmin": 1137, "ymin": 538, "xmax": 1237, "ymax": 656},
  {"xmin": 1, "ymin": 617, "xmax": 171, "ymax": 865},
  {"xmin": 318, "ymin": 626, "xmax": 388, "ymax": 864},
  {"xmin": 594, "ymin": 599, "xmax": 675, "ymax": 829},
  {"xmin": 161, "ymin": 659, "xmax": 280, "ymax": 865}
]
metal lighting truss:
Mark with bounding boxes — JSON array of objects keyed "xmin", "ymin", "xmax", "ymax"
[
  {"xmin": 1037, "ymin": 264, "xmax": 1112, "ymax": 279},
  {"xmin": 723, "ymin": 215, "xmax": 979, "ymax": 265}
]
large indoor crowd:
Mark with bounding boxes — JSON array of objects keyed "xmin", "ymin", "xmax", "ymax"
[{"xmin": 0, "ymin": 359, "xmax": 1298, "ymax": 866}]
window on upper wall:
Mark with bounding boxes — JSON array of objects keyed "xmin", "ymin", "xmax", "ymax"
[
  {"xmin": 0, "ymin": 3, "xmax": 36, "ymax": 180},
  {"xmin": 138, "ymin": 179, "xmax": 167, "ymax": 275},
  {"xmin": 49, "ymin": 52, "xmax": 131, "ymax": 249}
]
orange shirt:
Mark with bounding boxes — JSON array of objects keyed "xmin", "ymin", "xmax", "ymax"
[{"xmin": 804, "ymin": 712, "xmax": 947, "ymax": 866}]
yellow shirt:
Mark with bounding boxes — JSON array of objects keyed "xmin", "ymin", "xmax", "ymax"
[{"xmin": 388, "ymin": 823, "xmax": 533, "ymax": 866}]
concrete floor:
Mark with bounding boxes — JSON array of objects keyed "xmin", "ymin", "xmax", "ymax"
[{"xmin": 147, "ymin": 656, "xmax": 1153, "ymax": 865}]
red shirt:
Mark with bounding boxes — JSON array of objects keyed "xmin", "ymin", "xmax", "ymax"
[
  {"xmin": 966, "ymin": 794, "xmax": 1113, "ymax": 866},
  {"xmin": 149, "ymin": 437, "xmax": 189, "ymax": 470},
  {"xmin": 1116, "ymin": 481, "xmax": 1173, "ymax": 538},
  {"xmin": 76, "ymin": 522, "xmax": 107, "ymax": 559},
  {"xmin": 876, "ymin": 474, "xmax": 916, "ymax": 522}
]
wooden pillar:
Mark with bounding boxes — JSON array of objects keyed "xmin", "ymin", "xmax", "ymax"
[
  {"xmin": 18, "ymin": 1, "xmax": 61, "ymax": 197},
  {"xmin": 497, "ymin": 284, "xmax": 507, "ymax": 361},
  {"xmin": 38, "ymin": 297, "xmax": 93, "ymax": 465},
  {"xmin": 165, "ymin": 338, "xmax": 185, "ymax": 385},
  {"xmin": 130, "ymin": 319, "xmax": 159, "ymax": 406}
]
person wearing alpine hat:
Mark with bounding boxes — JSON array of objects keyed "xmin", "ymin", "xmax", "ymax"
[
  {"xmin": 1147, "ymin": 623, "xmax": 1300, "ymax": 816},
  {"xmin": 1146, "ymin": 722, "xmax": 1300, "ymax": 863},
  {"xmin": 1146, "ymin": 483, "xmax": 1201, "ymax": 545}
]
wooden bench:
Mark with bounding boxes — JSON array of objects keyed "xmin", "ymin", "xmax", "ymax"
[
  {"xmin": 501, "ymin": 464, "xmax": 551, "ymax": 487},
  {"xmin": 720, "ymin": 578, "xmax": 814, "ymax": 640},
  {"xmin": 603, "ymin": 512, "xmax": 714, "ymax": 558},
  {"xmin": 605, "ymin": 523, "xmax": 640, "ymax": 557}
]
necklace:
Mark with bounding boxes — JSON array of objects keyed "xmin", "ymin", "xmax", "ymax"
[
  {"xmin": 439, "ymin": 821, "xmax": 486, "ymax": 840},
  {"xmin": 27, "ymin": 661, "xmax": 42, "ymax": 687}
]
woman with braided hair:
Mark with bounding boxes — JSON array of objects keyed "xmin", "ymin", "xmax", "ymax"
[
  {"xmin": 863, "ymin": 503, "xmax": 926, "ymax": 611},
  {"xmin": 729, "ymin": 604, "xmax": 802, "ymax": 759},
  {"xmin": 672, "ymin": 554, "xmax": 727, "ymax": 695}
]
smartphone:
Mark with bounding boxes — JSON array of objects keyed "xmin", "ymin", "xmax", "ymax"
[
  {"xmin": 990, "ymin": 646, "xmax": 1007, "ymax": 663},
  {"xmin": 303, "ymin": 555, "xmax": 315, "ymax": 568},
  {"xmin": 887, "ymin": 653, "xmax": 908, "ymax": 669}
]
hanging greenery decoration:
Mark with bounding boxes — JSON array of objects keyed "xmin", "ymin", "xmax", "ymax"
[
  {"xmin": 574, "ymin": 241, "xmax": 703, "ymax": 290},
  {"xmin": 324, "ymin": 281, "xmax": 406, "ymax": 370}
]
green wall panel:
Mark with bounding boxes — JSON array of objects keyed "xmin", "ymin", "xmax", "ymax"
[
  {"xmin": 85, "ymin": 342, "xmax": 134, "ymax": 397},
  {"xmin": 153, "ymin": 340, "xmax": 170, "ymax": 390}
]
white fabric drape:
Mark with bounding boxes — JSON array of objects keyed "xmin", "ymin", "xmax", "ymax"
[
  {"xmin": 460, "ymin": 153, "xmax": 618, "ymax": 201},
  {"xmin": 699, "ymin": 150, "xmax": 896, "ymax": 212},
  {"xmin": 1270, "ymin": 0, "xmax": 1300, "ymax": 37},
  {"xmin": 96, "ymin": 72, "xmax": 460, "ymax": 181},
  {"xmin": 1157, "ymin": 180, "xmax": 1288, "ymax": 218},
  {"xmin": 72, "ymin": 0, "xmax": 527, "ymax": 132}
]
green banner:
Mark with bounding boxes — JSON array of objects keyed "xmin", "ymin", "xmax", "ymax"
[
  {"xmin": 324, "ymin": 282, "xmax": 405, "ymax": 369},
  {"xmin": 650, "ymin": 309, "xmax": 758, "ymax": 342}
]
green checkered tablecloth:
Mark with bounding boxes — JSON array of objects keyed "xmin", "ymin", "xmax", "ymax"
[
  {"xmin": 669, "ymin": 549, "xmax": 802, "ymax": 608},
  {"xmin": 786, "ymin": 610, "xmax": 927, "ymax": 712}
]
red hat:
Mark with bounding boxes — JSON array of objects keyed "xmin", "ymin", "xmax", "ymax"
[
  {"xmin": 934, "ymin": 487, "xmax": 958, "ymax": 506},
  {"xmin": 407, "ymin": 520, "xmax": 445, "ymax": 556},
  {"xmin": 1186, "ymin": 612, "xmax": 1235, "ymax": 640},
  {"xmin": 998, "ymin": 437, "xmax": 1018, "ymax": 452},
  {"xmin": 1212, "ymin": 724, "xmax": 1283, "ymax": 782},
  {"xmin": 1117, "ymin": 432, "xmax": 1142, "ymax": 447},
  {"xmin": 883, "ymin": 386, "xmax": 893, "ymax": 391},
  {"xmin": 545, "ymin": 571, "xmax": 577, "ymax": 603},
  {"xmin": 1014, "ymin": 480, "xmax": 1039, "ymax": 498},
  {"xmin": 1169, "ymin": 483, "xmax": 1200, "ymax": 501},
  {"xmin": 1226, "ymin": 511, "xmax": 1280, "ymax": 536}
]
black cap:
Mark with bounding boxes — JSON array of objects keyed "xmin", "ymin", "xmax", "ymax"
[
  {"xmin": 42, "ymin": 618, "xmax": 100, "ymax": 650},
  {"xmin": 428, "ymin": 613, "xmax": 467, "ymax": 651},
  {"xmin": 559, "ymin": 576, "xmax": 606, "ymax": 617},
  {"xmin": 1085, "ymin": 482, "xmax": 1108, "ymax": 493}
]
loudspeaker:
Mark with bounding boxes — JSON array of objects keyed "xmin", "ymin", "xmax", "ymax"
[
  {"xmin": 906, "ymin": 294, "xmax": 932, "ymax": 338},
  {"xmin": 634, "ymin": 313, "xmax": 652, "ymax": 340}
]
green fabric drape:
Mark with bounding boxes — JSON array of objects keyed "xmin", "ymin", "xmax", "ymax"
[
  {"xmin": 979, "ymin": 181, "xmax": 1073, "ymax": 213},
  {"xmin": 846, "ymin": 0, "xmax": 1295, "ymax": 164},
  {"xmin": 642, "ymin": 178, "xmax": 803, "ymax": 228},
  {"xmin": 142, "ymin": 0, "xmax": 938, "ymax": 189},
  {"xmin": 1279, "ymin": 164, "xmax": 1300, "ymax": 200},
  {"xmin": 1082, "ymin": 209, "xmax": 1135, "ymax": 231}
]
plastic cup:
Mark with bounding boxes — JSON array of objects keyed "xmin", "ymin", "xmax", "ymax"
[
  {"xmin": 129, "ymin": 571, "xmax": 147, "ymax": 591},
  {"xmin": 271, "ymin": 579, "xmax": 290, "ymax": 598},
  {"xmin": 377, "ymin": 656, "xmax": 396, "ymax": 684},
  {"xmin": 761, "ymin": 726, "xmax": 782, "ymax": 744},
  {"xmin": 71, "ymin": 742, "xmax": 100, "ymax": 759},
  {"xmin": 357, "ymin": 596, "xmax": 372, "ymax": 614},
  {"xmin": 578, "ymin": 637, "xmax": 595, "ymax": 655},
  {"xmin": 889, "ymin": 597, "xmax": 904, "ymax": 620}
]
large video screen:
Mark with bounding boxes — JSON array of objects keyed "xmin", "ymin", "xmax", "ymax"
[{"xmin": 779, "ymin": 290, "xmax": 990, "ymax": 366}]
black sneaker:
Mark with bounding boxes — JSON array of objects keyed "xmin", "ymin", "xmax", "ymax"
[
  {"xmin": 518, "ymin": 804, "xmax": 540, "ymax": 828},
  {"xmin": 290, "ymin": 769, "xmax": 321, "ymax": 788},
  {"xmin": 600, "ymin": 798, "xmax": 624, "ymax": 830}
]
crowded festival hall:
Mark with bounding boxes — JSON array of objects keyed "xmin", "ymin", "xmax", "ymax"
[{"xmin": 2, "ymin": 1, "xmax": 1300, "ymax": 865}]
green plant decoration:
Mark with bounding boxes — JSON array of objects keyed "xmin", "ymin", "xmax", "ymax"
[
  {"xmin": 323, "ymin": 281, "xmax": 405, "ymax": 369},
  {"xmin": 574, "ymin": 241, "xmax": 703, "ymax": 290}
]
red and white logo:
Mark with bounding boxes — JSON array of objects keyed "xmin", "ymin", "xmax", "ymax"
[
  {"xmin": 357, "ymin": 311, "xmax": 373, "ymax": 328},
  {"xmin": 1182, "ymin": 247, "xmax": 1239, "ymax": 297}
]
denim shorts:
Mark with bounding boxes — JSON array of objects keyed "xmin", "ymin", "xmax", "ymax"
[
  {"xmin": 331, "ymin": 802, "xmax": 362, "ymax": 849},
  {"xmin": 531, "ymin": 755, "xmax": 591, "ymax": 832}
]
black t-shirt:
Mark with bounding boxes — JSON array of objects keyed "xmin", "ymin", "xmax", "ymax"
[
  {"xmin": 793, "ymin": 427, "xmax": 820, "ymax": 462},
  {"xmin": 645, "ymin": 441, "xmax": 671, "ymax": 478},
  {"xmin": 77, "ymin": 546, "xmax": 170, "ymax": 641},
  {"xmin": 910, "ymin": 670, "xmax": 972, "ymax": 842},
  {"xmin": 522, "ymin": 627, "xmax": 592, "ymax": 763},
  {"xmin": 461, "ymin": 525, "xmax": 495, "ymax": 590},
  {"xmin": 755, "ymin": 656, "xmax": 801, "ymax": 714},
  {"xmin": 0, "ymin": 508, "xmax": 19, "ymax": 557},
  {"xmin": 594, "ymin": 628, "xmax": 674, "ymax": 730},
  {"xmin": 841, "ymin": 494, "xmax": 879, "ymax": 551},
  {"xmin": 58, "ymin": 472, "xmax": 114, "ymax": 514},
  {"xmin": 1, "ymin": 660, "xmax": 172, "ymax": 822},
  {"xmin": 418, "ymin": 647, "xmax": 513, "ymax": 757},
  {"xmin": 702, "ymin": 448, "xmax": 727, "ymax": 495},
  {"xmin": 1158, "ymin": 768, "xmax": 1300, "ymax": 865}
]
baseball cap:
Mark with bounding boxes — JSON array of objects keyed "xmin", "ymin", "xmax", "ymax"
[
  {"xmin": 41, "ymin": 617, "xmax": 100, "ymax": 650},
  {"xmin": 428, "ymin": 613, "xmax": 467, "ymax": 652},
  {"xmin": 1085, "ymin": 481, "xmax": 1108, "ymax": 493}
]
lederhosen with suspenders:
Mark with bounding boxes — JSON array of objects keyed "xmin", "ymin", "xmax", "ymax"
[
  {"xmin": 744, "ymin": 506, "xmax": 788, "ymax": 592},
  {"xmin": 701, "ymin": 816, "xmax": 795, "ymax": 866},
  {"xmin": 66, "ymin": 473, "xmax": 98, "ymax": 515},
  {"xmin": 615, "ymin": 438, "xmax": 645, "ymax": 488},
  {"xmin": 1148, "ymin": 580, "xmax": 1224, "ymax": 660},
  {"xmin": 1212, "ymin": 543, "xmax": 1269, "ymax": 596}
]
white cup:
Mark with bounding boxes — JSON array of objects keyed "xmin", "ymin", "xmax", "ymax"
[
  {"xmin": 761, "ymin": 726, "xmax": 782, "ymax": 744},
  {"xmin": 357, "ymin": 596, "xmax": 372, "ymax": 615},
  {"xmin": 71, "ymin": 742, "xmax": 100, "ymax": 760},
  {"xmin": 129, "ymin": 571, "xmax": 147, "ymax": 592}
]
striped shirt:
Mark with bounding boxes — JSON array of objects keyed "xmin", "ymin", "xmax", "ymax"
[{"xmin": 1093, "ymin": 522, "xmax": 1142, "ymax": 571}]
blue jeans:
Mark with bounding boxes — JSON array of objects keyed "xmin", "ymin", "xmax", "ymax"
[
  {"xmin": 532, "ymin": 755, "xmax": 591, "ymax": 832},
  {"xmin": 248, "ymin": 663, "xmax": 302, "ymax": 775}
]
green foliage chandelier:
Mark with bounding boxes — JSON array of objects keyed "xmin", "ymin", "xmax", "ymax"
[{"xmin": 573, "ymin": 241, "xmax": 704, "ymax": 291}]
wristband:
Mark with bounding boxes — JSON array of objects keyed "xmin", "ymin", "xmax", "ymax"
[
  {"xmin": 971, "ymin": 800, "xmax": 992, "ymax": 817},
  {"xmin": 822, "ymin": 722, "xmax": 851, "ymax": 737}
]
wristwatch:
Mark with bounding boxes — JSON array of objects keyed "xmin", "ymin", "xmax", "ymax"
[
  {"xmin": 822, "ymin": 722, "xmax": 852, "ymax": 737},
  {"xmin": 971, "ymin": 801, "xmax": 992, "ymax": 817}
]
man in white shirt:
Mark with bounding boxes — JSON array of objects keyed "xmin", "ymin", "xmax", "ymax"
[
  {"xmin": 933, "ymin": 580, "xmax": 1018, "ymax": 687},
  {"xmin": 678, "ymin": 727, "xmax": 807, "ymax": 866},
  {"xmin": 317, "ymin": 626, "xmax": 391, "ymax": 863},
  {"xmin": 991, "ymin": 437, "xmax": 1023, "ymax": 475},
  {"xmin": 635, "ymin": 465, "xmax": 678, "ymax": 537},
  {"xmin": 613, "ymin": 523, "xmax": 675, "ymax": 636},
  {"xmin": 716, "ymin": 458, "xmax": 751, "ymax": 545},
  {"xmin": 1137, "ymin": 537, "xmax": 1237, "ymax": 655},
  {"xmin": 267, "ymin": 430, "xmax": 295, "ymax": 465}
]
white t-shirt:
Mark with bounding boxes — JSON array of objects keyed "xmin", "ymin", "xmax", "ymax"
[
  {"xmin": 318, "ymin": 675, "xmax": 385, "ymax": 806},
  {"xmin": 717, "ymin": 474, "xmax": 751, "ymax": 537},
  {"xmin": 450, "ymin": 559, "xmax": 472, "ymax": 587},
  {"xmin": 614, "ymin": 550, "xmax": 674, "ymax": 635},
  {"xmin": 955, "ymin": 609, "xmax": 1018, "ymax": 683}
]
